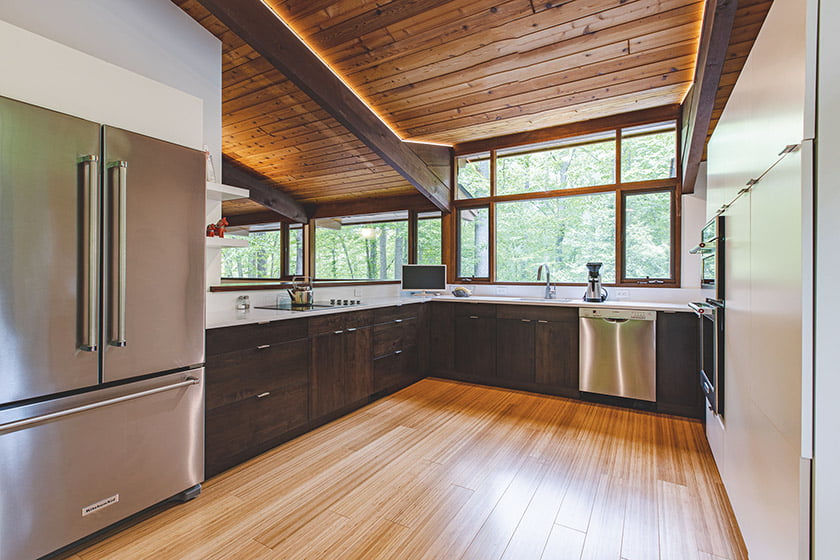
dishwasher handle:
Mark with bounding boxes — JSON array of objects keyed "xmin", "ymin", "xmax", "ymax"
[{"xmin": 603, "ymin": 318, "xmax": 628, "ymax": 323}]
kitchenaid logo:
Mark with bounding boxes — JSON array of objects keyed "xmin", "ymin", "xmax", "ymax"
[{"xmin": 82, "ymin": 494, "xmax": 119, "ymax": 517}]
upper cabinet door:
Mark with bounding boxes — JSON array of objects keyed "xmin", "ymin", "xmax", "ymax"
[
  {"xmin": 101, "ymin": 126, "xmax": 205, "ymax": 382},
  {"xmin": 0, "ymin": 96, "xmax": 101, "ymax": 404}
]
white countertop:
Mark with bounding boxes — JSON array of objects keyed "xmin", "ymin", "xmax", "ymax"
[
  {"xmin": 429, "ymin": 295, "xmax": 693, "ymax": 313},
  {"xmin": 206, "ymin": 297, "xmax": 428, "ymax": 329},
  {"xmin": 206, "ymin": 294, "xmax": 692, "ymax": 329}
]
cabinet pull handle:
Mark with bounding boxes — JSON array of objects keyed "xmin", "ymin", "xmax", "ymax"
[
  {"xmin": 256, "ymin": 392, "xmax": 270, "ymax": 399},
  {"xmin": 347, "ymin": 327, "xmax": 357, "ymax": 332},
  {"xmin": 469, "ymin": 315, "xmax": 479, "ymax": 319},
  {"xmin": 394, "ymin": 319, "xmax": 403, "ymax": 323},
  {"xmin": 334, "ymin": 330, "xmax": 344, "ymax": 335},
  {"xmin": 395, "ymin": 350, "xmax": 403, "ymax": 355},
  {"xmin": 521, "ymin": 319, "xmax": 532, "ymax": 323},
  {"xmin": 256, "ymin": 344, "xmax": 270, "ymax": 350},
  {"xmin": 537, "ymin": 320, "xmax": 548, "ymax": 323}
]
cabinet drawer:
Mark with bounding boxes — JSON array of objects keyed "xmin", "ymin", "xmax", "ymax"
[
  {"xmin": 452, "ymin": 302, "xmax": 496, "ymax": 319},
  {"xmin": 496, "ymin": 305, "xmax": 577, "ymax": 322},
  {"xmin": 373, "ymin": 347, "xmax": 417, "ymax": 393},
  {"xmin": 373, "ymin": 318, "xmax": 417, "ymax": 357},
  {"xmin": 206, "ymin": 318, "xmax": 308, "ymax": 356},
  {"xmin": 205, "ymin": 378, "xmax": 308, "ymax": 477},
  {"xmin": 206, "ymin": 339, "xmax": 309, "ymax": 410},
  {"xmin": 309, "ymin": 309, "xmax": 374, "ymax": 336},
  {"xmin": 374, "ymin": 304, "xmax": 419, "ymax": 324}
]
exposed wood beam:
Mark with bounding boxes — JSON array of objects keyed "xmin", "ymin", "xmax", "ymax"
[
  {"xmin": 225, "ymin": 210, "xmax": 287, "ymax": 227},
  {"xmin": 195, "ymin": 0, "xmax": 451, "ymax": 212},
  {"xmin": 680, "ymin": 0, "xmax": 739, "ymax": 194},
  {"xmin": 311, "ymin": 193, "xmax": 437, "ymax": 219},
  {"xmin": 222, "ymin": 156, "xmax": 309, "ymax": 224}
]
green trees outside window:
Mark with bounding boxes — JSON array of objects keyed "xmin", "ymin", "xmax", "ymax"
[
  {"xmin": 455, "ymin": 120, "xmax": 678, "ymax": 284},
  {"xmin": 417, "ymin": 212, "xmax": 442, "ymax": 265},
  {"xmin": 496, "ymin": 193, "xmax": 616, "ymax": 283},
  {"xmin": 624, "ymin": 190, "xmax": 673, "ymax": 279},
  {"xmin": 315, "ymin": 213, "xmax": 409, "ymax": 280},
  {"xmin": 221, "ymin": 230, "xmax": 281, "ymax": 279},
  {"xmin": 496, "ymin": 134, "xmax": 615, "ymax": 196}
]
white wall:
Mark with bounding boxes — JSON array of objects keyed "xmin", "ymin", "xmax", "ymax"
[
  {"xmin": 0, "ymin": 0, "xmax": 221, "ymax": 164},
  {"xmin": 705, "ymin": 0, "xmax": 811, "ymax": 558}
]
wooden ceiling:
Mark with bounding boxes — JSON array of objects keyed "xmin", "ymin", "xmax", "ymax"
[{"xmin": 174, "ymin": 0, "xmax": 771, "ymax": 221}]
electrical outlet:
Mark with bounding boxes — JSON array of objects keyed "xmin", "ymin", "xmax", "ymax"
[
  {"xmin": 615, "ymin": 289, "xmax": 630, "ymax": 299},
  {"xmin": 496, "ymin": 286, "xmax": 509, "ymax": 296},
  {"xmin": 353, "ymin": 288, "xmax": 362, "ymax": 297}
]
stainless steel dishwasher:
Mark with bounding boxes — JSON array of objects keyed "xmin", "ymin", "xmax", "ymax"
[{"xmin": 579, "ymin": 308, "xmax": 657, "ymax": 401}]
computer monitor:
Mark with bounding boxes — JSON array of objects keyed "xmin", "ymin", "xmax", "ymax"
[{"xmin": 401, "ymin": 264, "xmax": 446, "ymax": 295}]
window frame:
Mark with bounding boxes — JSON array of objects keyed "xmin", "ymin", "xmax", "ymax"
[{"xmin": 450, "ymin": 116, "xmax": 681, "ymax": 287}]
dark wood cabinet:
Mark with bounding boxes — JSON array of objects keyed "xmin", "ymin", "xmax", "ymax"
[
  {"xmin": 534, "ymin": 308, "xmax": 579, "ymax": 398},
  {"xmin": 205, "ymin": 327, "xmax": 309, "ymax": 477},
  {"xmin": 429, "ymin": 302, "xmax": 455, "ymax": 374},
  {"xmin": 453, "ymin": 303, "xmax": 496, "ymax": 380},
  {"xmin": 309, "ymin": 330, "xmax": 346, "ymax": 419},
  {"xmin": 372, "ymin": 304, "xmax": 422, "ymax": 393},
  {"xmin": 656, "ymin": 311, "xmax": 703, "ymax": 418},
  {"xmin": 495, "ymin": 316, "xmax": 535, "ymax": 384},
  {"xmin": 345, "ymin": 326, "xmax": 373, "ymax": 403},
  {"xmin": 309, "ymin": 309, "xmax": 374, "ymax": 421}
]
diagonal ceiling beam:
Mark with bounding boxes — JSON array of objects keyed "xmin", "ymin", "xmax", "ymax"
[
  {"xmin": 680, "ymin": 0, "xmax": 739, "ymax": 194},
  {"xmin": 195, "ymin": 0, "xmax": 451, "ymax": 212},
  {"xmin": 222, "ymin": 156, "xmax": 309, "ymax": 224}
]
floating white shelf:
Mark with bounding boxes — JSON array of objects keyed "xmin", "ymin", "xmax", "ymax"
[
  {"xmin": 206, "ymin": 237, "xmax": 249, "ymax": 249},
  {"xmin": 206, "ymin": 181, "xmax": 249, "ymax": 201}
]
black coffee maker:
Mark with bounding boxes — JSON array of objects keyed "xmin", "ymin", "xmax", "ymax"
[{"xmin": 583, "ymin": 262, "xmax": 608, "ymax": 302}]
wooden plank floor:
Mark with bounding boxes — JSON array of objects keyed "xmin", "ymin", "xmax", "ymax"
[{"xmin": 56, "ymin": 379, "xmax": 747, "ymax": 560}]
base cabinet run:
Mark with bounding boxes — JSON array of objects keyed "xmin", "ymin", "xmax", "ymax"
[{"xmin": 205, "ymin": 301, "xmax": 701, "ymax": 478}]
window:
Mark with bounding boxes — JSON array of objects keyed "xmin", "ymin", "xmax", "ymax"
[
  {"xmin": 457, "ymin": 207, "xmax": 489, "ymax": 278},
  {"xmin": 455, "ymin": 152, "xmax": 491, "ymax": 199},
  {"xmin": 496, "ymin": 193, "xmax": 616, "ymax": 283},
  {"xmin": 620, "ymin": 122, "xmax": 677, "ymax": 182},
  {"xmin": 623, "ymin": 190, "xmax": 673, "ymax": 280},
  {"xmin": 314, "ymin": 211, "xmax": 408, "ymax": 280},
  {"xmin": 417, "ymin": 211, "xmax": 442, "ymax": 265},
  {"xmin": 287, "ymin": 223, "xmax": 304, "ymax": 277},
  {"xmin": 453, "ymin": 118, "xmax": 678, "ymax": 285},
  {"xmin": 496, "ymin": 132, "xmax": 616, "ymax": 196},
  {"xmin": 220, "ymin": 226, "xmax": 282, "ymax": 279}
]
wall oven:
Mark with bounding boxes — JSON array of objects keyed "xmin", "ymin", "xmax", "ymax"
[
  {"xmin": 690, "ymin": 215, "xmax": 725, "ymax": 415},
  {"xmin": 689, "ymin": 301, "xmax": 724, "ymax": 415},
  {"xmin": 693, "ymin": 216, "xmax": 725, "ymax": 303}
]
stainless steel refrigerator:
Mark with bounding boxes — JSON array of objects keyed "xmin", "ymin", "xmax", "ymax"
[{"xmin": 0, "ymin": 96, "xmax": 206, "ymax": 560}]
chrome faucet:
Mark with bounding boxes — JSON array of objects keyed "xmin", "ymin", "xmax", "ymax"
[{"xmin": 537, "ymin": 264, "xmax": 556, "ymax": 299}]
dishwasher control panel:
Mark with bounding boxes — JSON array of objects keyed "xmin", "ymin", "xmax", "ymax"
[{"xmin": 579, "ymin": 307, "xmax": 656, "ymax": 321}]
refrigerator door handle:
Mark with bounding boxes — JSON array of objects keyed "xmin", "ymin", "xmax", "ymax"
[
  {"xmin": 108, "ymin": 161, "xmax": 128, "ymax": 347},
  {"xmin": 0, "ymin": 376, "xmax": 200, "ymax": 434},
  {"xmin": 79, "ymin": 155, "xmax": 99, "ymax": 352}
]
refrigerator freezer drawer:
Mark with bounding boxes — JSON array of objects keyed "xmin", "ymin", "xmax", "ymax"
[{"xmin": 0, "ymin": 369, "xmax": 204, "ymax": 560}]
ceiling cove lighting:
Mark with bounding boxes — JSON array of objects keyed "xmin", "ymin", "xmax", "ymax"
[{"xmin": 258, "ymin": 0, "xmax": 453, "ymax": 148}]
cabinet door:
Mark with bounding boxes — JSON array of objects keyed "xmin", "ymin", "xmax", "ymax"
[
  {"xmin": 310, "ymin": 331, "xmax": 346, "ymax": 419},
  {"xmin": 345, "ymin": 326, "xmax": 373, "ymax": 404},
  {"xmin": 429, "ymin": 303, "xmax": 455, "ymax": 373},
  {"xmin": 454, "ymin": 314, "xmax": 496, "ymax": 379},
  {"xmin": 416, "ymin": 303, "xmax": 430, "ymax": 376},
  {"xmin": 496, "ymin": 318, "xmax": 535, "ymax": 383},
  {"xmin": 656, "ymin": 312, "xmax": 703, "ymax": 418},
  {"xmin": 535, "ymin": 314, "xmax": 579, "ymax": 397}
]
